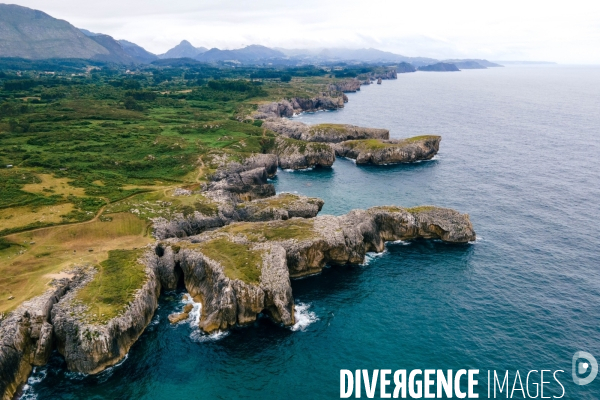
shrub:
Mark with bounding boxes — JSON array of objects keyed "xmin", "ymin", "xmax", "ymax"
[
  {"xmin": 3, "ymin": 79, "xmax": 38, "ymax": 91},
  {"xmin": 123, "ymin": 97, "xmax": 143, "ymax": 111}
]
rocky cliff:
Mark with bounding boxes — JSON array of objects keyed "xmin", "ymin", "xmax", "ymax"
[
  {"xmin": 329, "ymin": 79, "xmax": 362, "ymax": 93},
  {"xmin": 333, "ymin": 136, "xmax": 441, "ymax": 164},
  {"xmin": 51, "ymin": 261, "xmax": 160, "ymax": 374},
  {"xmin": 152, "ymin": 193, "xmax": 324, "ymax": 240},
  {"xmin": 151, "ymin": 152, "xmax": 323, "ymax": 239},
  {"xmin": 152, "ymin": 205, "xmax": 475, "ymax": 332},
  {"xmin": 270, "ymin": 136, "xmax": 335, "ymax": 170},
  {"xmin": 254, "ymin": 95, "xmax": 345, "ymax": 119},
  {"xmin": 263, "ymin": 119, "xmax": 389, "ymax": 143},
  {"xmin": 0, "ymin": 272, "xmax": 80, "ymax": 399}
]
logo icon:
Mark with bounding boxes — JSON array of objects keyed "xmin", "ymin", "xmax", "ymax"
[{"xmin": 572, "ymin": 351, "xmax": 598, "ymax": 385}]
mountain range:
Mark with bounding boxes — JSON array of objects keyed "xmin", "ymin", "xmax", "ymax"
[{"xmin": 0, "ymin": 3, "xmax": 503, "ymax": 68}]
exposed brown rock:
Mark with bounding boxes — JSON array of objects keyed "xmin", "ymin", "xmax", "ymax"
[{"xmin": 168, "ymin": 312, "xmax": 189, "ymax": 324}]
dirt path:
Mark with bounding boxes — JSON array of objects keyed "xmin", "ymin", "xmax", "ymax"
[
  {"xmin": 196, "ymin": 156, "xmax": 206, "ymax": 183},
  {"xmin": 6, "ymin": 189, "xmax": 158, "ymax": 237}
]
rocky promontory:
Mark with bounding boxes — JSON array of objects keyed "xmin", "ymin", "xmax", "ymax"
[
  {"xmin": 254, "ymin": 95, "xmax": 345, "ymax": 119},
  {"xmin": 152, "ymin": 205, "xmax": 475, "ymax": 332},
  {"xmin": 51, "ymin": 261, "xmax": 160, "ymax": 374},
  {"xmin": 152, "ymin": 192, "xmax": 324, "ymax": 240},
  {"xmin": 262, "ymin": 118, "xmax": 389, "ymax": 143},
  {"xmin": 417, "ymin": 63, "xmax": 460, "ymax": 72},
  {"xmin": 329, "ymin": 79, "xmax": 362, "ymax": 93},
  {"xmin": 0, "ymin": 276, "xmax": 75, "ymax": 400},
  {"xmin": 333, "ymin": 135, "xmax": 441, "ymax": 164},
  {"xmin": 269, "ymin": 136, "xmax": 335, "ymax": 170}
]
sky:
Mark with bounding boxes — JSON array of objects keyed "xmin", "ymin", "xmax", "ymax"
[{"xmin": 9, "ymin": 0, "xmax": 600, "ymax": 63}]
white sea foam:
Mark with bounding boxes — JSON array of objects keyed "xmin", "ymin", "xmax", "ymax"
[
  {"xmin": 283, "ymin": 167, "xmax": 314, "ymax": 172},
  {"xmin": 389, "ymin": 239, "xmax": 411, "ymax": 245},
  {"xmin": 19, "ymin": 385, "xmax": 37, "ymax": 400},
  {"xmin": 181, "ymin": 293, "xmax": 202, "ymax": 327},
  {"xmin": 361, "ymin": 250, "xmax": 388, "ymax": 265},
  {"xmin": 291, "ymin": 303, "xmax": 318, "ymax": 331},
  {"xmin": 26, "ymin": 367, "xmax": 47, "ymax": 385},
  {"xmin": 181, "ymin": 293, "xmax": 229, "ymax": 342},
  {"xmin": 190, "ymin": 329, "xmax": 229, "ymax": 343}
]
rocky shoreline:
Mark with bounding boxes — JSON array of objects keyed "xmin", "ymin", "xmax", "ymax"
[{"xmin": 0, "ymin": 71, "xmax": 473, "ymax": 399}]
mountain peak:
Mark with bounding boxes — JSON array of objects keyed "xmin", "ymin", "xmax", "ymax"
[{"xmin": 159, "ymin": 40, "xmax": 207, "ymax": 59}]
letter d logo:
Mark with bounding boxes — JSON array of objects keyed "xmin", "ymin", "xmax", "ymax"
[{"xmin": 572, "ymin": 351, "xmax": 598, "ymax": 385}]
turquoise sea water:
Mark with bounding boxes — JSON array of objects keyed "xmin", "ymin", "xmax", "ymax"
[{"xmin": 22, "ymin": 66, "xmax": 600, "ymax": 399}]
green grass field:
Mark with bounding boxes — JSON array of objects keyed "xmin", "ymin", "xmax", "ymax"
[{"xmin": 0, "ymin": 60, "xmax": 397, "ymax": 319}]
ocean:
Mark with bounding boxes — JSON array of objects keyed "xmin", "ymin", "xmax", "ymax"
[{"xmin": 21, "ymin": 65, "xmax": 600, "ymax": 399}]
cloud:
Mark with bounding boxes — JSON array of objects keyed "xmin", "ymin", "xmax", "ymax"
[{"xmin": 10, "ymin": 0, "xmax": 600, "ymax": 63}]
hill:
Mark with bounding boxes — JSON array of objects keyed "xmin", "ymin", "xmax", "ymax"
[
  {"xmin": 118, "ymin": 40, "xmax": 158, "ymax": 63},
  {"xmin": 159, "ymin": 40, "xmax": 207, "ymax": 59},
  {"xmin": 418, "ymin": 62, "xmax": 460, "ymax": 71},
  {"xmin": 86, "ymin": 34, "xmax": 136, "ymax": 64},
  {"xmin": 196, "ymin": 45, "xmax": 285, "ymax": 63},
  {"xmin": 277, "ymin": 47, "xmax": 438, "ymax": 67},
  {"xmin": 444, "ymin": 59, "xmax": 504, "ymax": 68},
  {"xmin": 0, "ymin": 4, "xmax": 110, "ymax": 60}
]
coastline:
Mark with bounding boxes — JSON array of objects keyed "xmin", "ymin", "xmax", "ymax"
[{"xmin": 0, "ymin": 71, "xmax": 476, "ymax": 399}]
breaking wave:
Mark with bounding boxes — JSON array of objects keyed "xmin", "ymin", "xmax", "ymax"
[{"xmin": 291, "ymin": 303, "xmax": 318, "ymax": 331}]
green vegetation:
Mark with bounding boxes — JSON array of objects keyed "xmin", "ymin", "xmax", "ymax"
[
  {"xmin": 274, "ymin": 136, "xmax": 331, "ymax": 155},
  {"xmin": 223, "ymin": 219, "xmax": 316, "ymax": 242},
  {"xmin": 406, "ymin": 206, "xmax": 437, "ymax": 213},
  {"xmin": 308, "ymin": 123, "xmax": 349, "ymax": 135},
  {"xmin": 198, "ymin": 238, "xmax": 263, "ymax": 284},
  {"xmin": 0, "ymin": 58, "xmax": 391, "ymax": 314},
  {"xmin": 345, "ymin": 139, "xmax": 388, "ymax": 150},
  {"xmin": 76, "ymin": 249, "xmax": 147, "ymax": 323},
  {"xmin": 0, "ymin": 213, "xmax": 151, "ymax": 314},
  {"xmin": 403, "ymin": 135, "xmax": 440, "ymax": 143},
  {"xmin": 344, "ymin": 136, "xmax": 440, "ymax": 151}
]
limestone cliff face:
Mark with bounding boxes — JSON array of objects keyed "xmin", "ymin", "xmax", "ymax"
[
  {"xmin": 234, "ymin": 193, "xmax": 324, "ymax": 222},
  {"xmin": 270, "ymin": 136, "xmax": 335, "ymax": 170},
  {"xmin": 372, "ymin": 69, "xmax": 399, "ymax": 79},
  {"xmin": 51, "ymin": 263, "xmax": 160, "ymax": 374},
  {"xmin": 334, "ymin": 136, "xmax": 441, "ymax": 165},
  {"xmin": 0, "ymin": 275, "xmax": 75, "ymax": 400},
  {"xmin": 260, "ymin": 206, "xmax": 475, "ymax": 278},
  {"xmin": 207, "ymin": 153, "xmax": 278, "ymax": 198},
  {"xmin": 254, "ymin": 95, "xmax": 345, "ymax": 119},
  {"xmin": 329, "ymin": 79, "xmax": 362, "ymax": 93},
  {"xmin": 151, "ymin": 204, "xmax": 474, "ymax": 332},
  {"xmin": 263, "ymin": 119, "xmax": 389, "ymax": 143},
  {"xmin": 150, "ymin": 240, "xmax": 294, "ymax": 332},
  {"xmin": 152, "ymin": 193, "xmax": 323, "ymax": 240}
]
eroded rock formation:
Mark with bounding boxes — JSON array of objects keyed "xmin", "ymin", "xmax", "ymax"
[
  {"xmin": 263, "ymin": 119, "xmax": 389, "ymax": 143},
  {"xmin": 329, "ymin": 79, "xmax": 362, "ymax": 93},
  {"xmin": 51, "ymin": 263, "xmax": 160, "ymax": 374},
  {"xmin": 269, "ymin": 136, "xmax": 335, "ymax": 170},
  {"xmin": 0, "ymin": 273, "xmax": 78, "ymax": 399},
  {"xmin": 152, "ymin": 205, "xmax": 475, "ymax": 332},
  {"xmin": 254, "ymin": 95, "xmax": 345, "ymax": 119},
  {"xmin": 333, "ymin": 136, "xmax": 441, "ymax": 164}
]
